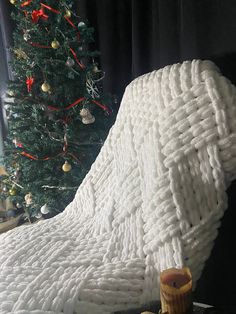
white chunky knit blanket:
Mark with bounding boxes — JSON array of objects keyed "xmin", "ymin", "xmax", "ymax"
[{"xmin": 1, "ymin": 60, "xmax": 236, "ymax": 314}]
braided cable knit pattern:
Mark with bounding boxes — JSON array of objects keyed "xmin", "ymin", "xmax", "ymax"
[{"xmin": 1, "ymin": 60, "xmax": 236, "ymax": 314}]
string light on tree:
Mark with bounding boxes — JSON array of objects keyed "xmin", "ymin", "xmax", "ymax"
[{"xmin": 9, "ymin": 0, "xmax": 17, "ymax": 4}]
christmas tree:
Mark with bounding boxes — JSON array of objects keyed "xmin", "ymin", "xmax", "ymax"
[{"xmin": 1, "ymin": 0, "xmax": 113, "ymax": 221}]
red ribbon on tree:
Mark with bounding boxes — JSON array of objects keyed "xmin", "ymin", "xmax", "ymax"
[
  {"xmin": 64, "ymin": 17, "xmax": 80, "ymax": 40},
  {"xmin": 40, "ymin": 3, "xmax": 60, "ymax": 14},
  {"xmin": 30, "ymin": 42, "xmax": 52, "ymax": 49},
  {"xmin": 92, "ymin": 100, "xmax": 112, "ymax": 113},
  {"xmin": 21, "ymin": 151, "xmax": 51, "ymax": 161},
  {"xmin": 32, "ymin": 9, "xmax": 48, "ymax": 23},
  {"xmin": 47, "ymin": 97, "xmax": 85, "ymax": 111},
  {"xmin": 47, "ymin": 96, "xmax": 110, "ymax": 113},
  {"xmin": 26, "ymin": 76, "xmax": 35, "ymax": 93},
  {"xmin": 69, "ymin": 48, "xmax": 85, "ymax": 69}
]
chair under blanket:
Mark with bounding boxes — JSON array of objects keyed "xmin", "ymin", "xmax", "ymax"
[{"xmin": 1, "ymin": 59, "xmax": 236, "ymax": 314}]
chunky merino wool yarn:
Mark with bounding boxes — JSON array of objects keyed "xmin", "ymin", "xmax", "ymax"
[{"xmin": 1, "ymin": 60, "xmax": 236, "ymax": 314}]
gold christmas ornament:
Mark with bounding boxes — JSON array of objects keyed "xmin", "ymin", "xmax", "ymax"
[
  {"xmin": 41, "ymin": 82, "xmax": 51, "ymax": 93},
  {"xmin": 64, "ymin": 9, "xmax": 71, "ymax": 18},
  {"xmin": 62, "ymin": 161, "xmax": 72, "ymax": 172},
  {"xmin": 9, "ymin": 187, "xmax": 17, "ymax": 196},
  {"xmin": 51, "ymin": 40, "xmax": 60, "ymax": 49},
  {"xmin": 9, "ymin": 0, "xmax": 17, "ymax": 4}
]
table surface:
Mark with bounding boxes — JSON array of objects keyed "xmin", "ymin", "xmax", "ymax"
[{"xmin": 114, "ymin": 301, "xmax": 233, "ymax": 314}]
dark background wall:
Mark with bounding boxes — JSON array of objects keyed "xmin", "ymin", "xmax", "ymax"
[{"xmin": 1, "ymin": 0, "xmax": 236, "ymax": 308}]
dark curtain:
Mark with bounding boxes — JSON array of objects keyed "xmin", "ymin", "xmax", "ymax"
[
  {"xmin": 78, "ymin": 0, "xmax": 236, "ymax": 103},
  {"xmin": 0, "ymin": 0, "xmax": 13, "ymax": 140},
  {"xmin": 1, "ymin": 0, "xmax": 236, "ymax": 307}
]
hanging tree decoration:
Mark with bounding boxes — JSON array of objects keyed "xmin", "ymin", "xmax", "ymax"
[
  {"xmin": 51, "ymin": 39, "xmax": 60, "ymax": 49},
  {"xmin": 21, "ymin": 0, "xmax": 32, "ymax": 7},
  {"xmin": 14, "ymin": 48, "xmax": 28, "ymax": 60},
  {"xmin": 69, "ymin": 48, "xmax": 84, "ymax": 69},
  {"xmin": 31, "ymin": 8, "xmax": 48, "ymax": 23},
  {"xmin": 64, "ymin": 9, "xmax": 71, "ymax": 18},
  {"xmin": 66, "ymin": 57, "xmax": 75, "ymax": 67},
  {"xmin": 40, "ymin": 204, "xmax": 50, "ymax": 214},
  {"xmin": 26, "ymin": 76, "xmax": 35, "ymax": 93},
  {"xmin": 62, "ymin": 161, "xmax": 72, "ymax": 172},
  {"xmin": 86, "ymin": 77, "xmax": 100, "ymax": 99},
  {"xmin": 41, "ymin": 82, "xmax": 51, "ymax": 93},
  {"xmin": 23, "ymin": 30, "xmax": 31, "ymax": 42},
  {"xmin": 80, "ymin": 108, "xmax": 95, "ymax": 125}
]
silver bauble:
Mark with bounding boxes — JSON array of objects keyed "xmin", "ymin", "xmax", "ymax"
[{"xmin": 66, "ymin": 57, "xmax": 75, "ymax": 67}]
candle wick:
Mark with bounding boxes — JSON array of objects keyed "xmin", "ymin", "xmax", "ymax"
[{"xmin": 173, "ymin": 281, "xmax": 177, "ymax": 288}]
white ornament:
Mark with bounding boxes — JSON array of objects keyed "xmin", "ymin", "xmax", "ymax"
[{"xmin": 40, "ymin": 204, "xmax": 50, "ymax": 215}]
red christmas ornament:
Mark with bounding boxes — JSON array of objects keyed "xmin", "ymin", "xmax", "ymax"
[{"xmin": 26, "ymin": 76, "xmax": 35, "ymax": 93}]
